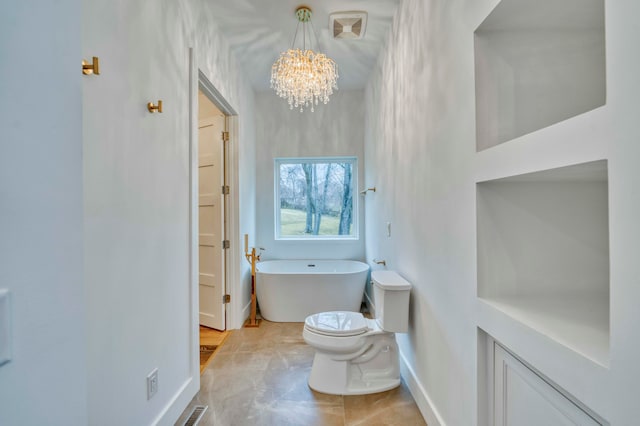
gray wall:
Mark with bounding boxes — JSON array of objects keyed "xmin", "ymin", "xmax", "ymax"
[{"xmin": 0, "ymin": 1, "xmax": 86, "ymax": 424}]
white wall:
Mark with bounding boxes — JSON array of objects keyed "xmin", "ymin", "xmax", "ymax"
[
  {"xmin": 82, "ymin": 1, "xmax": 255, "ymax": 425},
  {"xmin": 0, "ymin": 1, "xmax": 87, "ymax": 425},
  {"xmin": 365, "ymin": 3, "xmax": 479, "ymax": 424},
  {"xmin": 365, "ymin": 0, "xmax": 640, "ymax": 425},
  {"xmin": 255, "ymin": 90, "xmax": 365, "ymax": 261}
]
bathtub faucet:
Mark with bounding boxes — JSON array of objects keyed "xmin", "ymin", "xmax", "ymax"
[
  {"xmin": 246, "ymin": 248, "xmax": 260, "ymax": 264},
  {"xmin": 244, "ymin": 234, "xmax": 263, "ymax": 264},
  {"xmin": 373, "ymin": 259, "xmax": 386, "ymax": 266}
]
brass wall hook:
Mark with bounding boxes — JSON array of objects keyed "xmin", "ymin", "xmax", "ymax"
[
  {"xmin": 147, "ymin": 100, "xmax": 163, "ymax": 113},
  {"xmin": 373, "ymin": 258, "xmax": 386, "ymax": 266},
  {"xmin": 82, "ymin": 56, "xmax": 100, "ymax": 75}
]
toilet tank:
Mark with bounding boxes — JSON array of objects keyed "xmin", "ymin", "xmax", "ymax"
[{"xmin": 371, "ymin": 270, "xmax": 411, "ymax": 333}]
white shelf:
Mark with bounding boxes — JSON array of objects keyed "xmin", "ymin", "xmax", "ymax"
[
  {"xmin": 480, "ymin": 295, "xmax": 609, "ymax": 367},
  {"xmin": 474, "ymin": 0, "xmax": 605, "ymax": 151},
  {"xmin": 477, "ymin": 160, "xmax": 610, "ymax": 366}
]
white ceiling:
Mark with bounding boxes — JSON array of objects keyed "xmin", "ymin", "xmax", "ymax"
[{"xmin": 204, "ymin": 0, "xmax": 400, "ymax": 91}]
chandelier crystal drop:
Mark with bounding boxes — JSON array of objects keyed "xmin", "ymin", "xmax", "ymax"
[{"xmin": 270, "ymin": 7, "xmax": 339, "ymax": 112}]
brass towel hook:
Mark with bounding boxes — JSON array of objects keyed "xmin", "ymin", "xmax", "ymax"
[
  {"xmin": 147, "ymin": 100, "xmax": 163, "ymax": 113},
  {"xmin": 360, "ymin": 187, "xmax": 376, "ymax": 195},
  {"xmin": 82, "ymin": 56, "xmax": 100, "ymax": 75}
]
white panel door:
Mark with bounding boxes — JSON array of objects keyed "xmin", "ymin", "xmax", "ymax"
[
  {"xmin": 494, "ymin": 343, "xmax": 602, "ymax": 426},
  {"xmin": 198, "ymin": 114, "xmax": 225, "ymax": 330}
]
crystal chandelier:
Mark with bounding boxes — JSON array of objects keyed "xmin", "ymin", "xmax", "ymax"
[{"xmin": 271, "ymin": 6, "xmax": 338, "ymax": 112}]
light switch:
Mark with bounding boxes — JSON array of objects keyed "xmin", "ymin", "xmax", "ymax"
[{"xmin": 0, "ymin": 289, "xmax": 11, "ymax": 367}]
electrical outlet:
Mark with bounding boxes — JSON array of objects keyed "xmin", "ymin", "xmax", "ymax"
[
  {"xmin": 0, "ymin": 290, "xmax": 11, "ymax": 367},
  {"xmin": 147, "ymin": 368, "xmax": 158, "ymax": 400}
]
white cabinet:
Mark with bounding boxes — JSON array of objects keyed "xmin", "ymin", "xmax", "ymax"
[{"xmin": 494, "ymin": 343, "xmax": 603, "ymax": 426}]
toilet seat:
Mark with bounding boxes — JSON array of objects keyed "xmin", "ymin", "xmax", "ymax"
[{"xmin": 304, "ymin": 311, "xmax": 369, "ymax": 337}]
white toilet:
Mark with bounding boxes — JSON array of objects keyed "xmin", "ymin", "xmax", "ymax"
[{"xmin": 302, "ymin": 270, "xmax": 411, "ymax": 395}]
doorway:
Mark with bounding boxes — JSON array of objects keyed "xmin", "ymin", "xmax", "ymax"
[
  {"xmin": 189, "ymin": 59, "xmax": 241, "ymax": 387},
  {"xmin": 194, "ymin": 66, "xmax": 243, "ymax": 379}
]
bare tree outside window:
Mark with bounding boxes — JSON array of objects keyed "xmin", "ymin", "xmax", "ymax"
[{"xmin": 276, "ymin": 158, "xmax": 357, "ymax": 238}]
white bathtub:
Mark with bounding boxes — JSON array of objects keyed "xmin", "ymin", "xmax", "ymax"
[{"xmin": 256, "ymin": 260, "xmax": 369, "ymax": 322}]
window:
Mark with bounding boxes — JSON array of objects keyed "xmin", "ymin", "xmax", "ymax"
[{"xmin": 275, "ymin": 157, "xmax": 357, "ymax": 239}]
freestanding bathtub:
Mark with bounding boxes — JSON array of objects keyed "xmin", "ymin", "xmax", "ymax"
[{"xmin": 256, "ymin": 260, "xmax": 369, "ymax": 322}]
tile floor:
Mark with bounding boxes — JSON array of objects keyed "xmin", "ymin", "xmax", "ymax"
[{"xmin": 177, "ymin": 321, "xmax": 427, "ymax": 426}]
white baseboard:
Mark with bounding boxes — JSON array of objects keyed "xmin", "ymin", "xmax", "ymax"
[
  {"xmin": 399, "ymin": 349, "xmax": 446, "ymax": 426},
  {"xmin": 240, "ymin": 300, "xmax": 251, "ymax": 327},
  {"xmin": 152, "ymin": 377, "xmax": 198, "ymax": 426},
  {"xmin": 364, "ymin": 290, "xmax": 375, "ymax": 315}
]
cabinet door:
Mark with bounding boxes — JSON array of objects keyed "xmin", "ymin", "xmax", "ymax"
[{"xmin": 494, "ymin": 343, "xmax": 601, "ymax": 426}]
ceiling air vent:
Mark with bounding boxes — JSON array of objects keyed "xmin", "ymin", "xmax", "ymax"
[{"xmin": 330, "ymin": 12, "xmax": 368, "ymax": 40}]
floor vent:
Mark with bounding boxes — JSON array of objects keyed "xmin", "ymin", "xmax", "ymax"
[{"xmin": 182, "ymin": 405, "xmax": 208, "ymax": 426}]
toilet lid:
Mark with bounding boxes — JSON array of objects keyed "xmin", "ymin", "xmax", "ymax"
[{"xmin": 304, "ymin": 311, "xmax": 369, "ymax": 336}]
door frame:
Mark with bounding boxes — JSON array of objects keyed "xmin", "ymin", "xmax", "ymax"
[
  {"xmin": 197, "ymin": 72, "xmax": 240, "ymax": 329},
  {"xmin": 188, "ymin": 48, "xmax": 241, "ymax": 380}
]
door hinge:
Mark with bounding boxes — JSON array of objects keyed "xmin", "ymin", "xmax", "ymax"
[
  {"xmin": 222, "ymin": 240, "xmax": 230, "ymax": 249},
  {"xmin": 223, "ymin": 294, "xmax": 231, "ymax": 304},
  {"xmin": 222, "ymin": 131, "xmax": 229, "ymax": 142},
  {"xmin": 221, "ymin": 185, "xmax": 230, "ymax": 195}
]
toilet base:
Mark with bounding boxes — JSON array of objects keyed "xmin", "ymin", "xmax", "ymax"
[
  {"xmin": 307, "ymin": 333, "xmax": 401, "ymax": 395},
  {"xmin": 308, "ymin": 373, "xmax": 401, "ymax": 396}
]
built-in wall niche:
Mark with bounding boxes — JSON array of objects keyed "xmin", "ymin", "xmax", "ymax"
[
  {"xmin": 477, "ymin": 160, "xmax": 609, "ymax": 366},
  {"xmin": 474, "ymin": 0, "xmax": 606, "ymax": 151}
]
